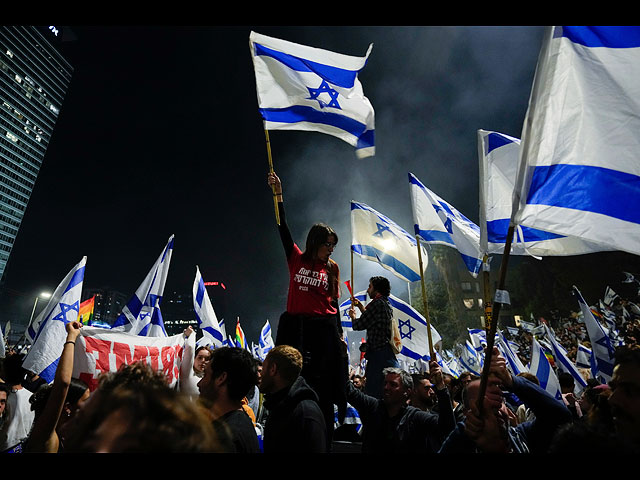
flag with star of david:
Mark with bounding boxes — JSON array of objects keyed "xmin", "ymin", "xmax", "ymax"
[
  {"xmin": 573, "ymin": 285, "xmax": 616, "ymax": 383},
  {"xmin": 409, "ymin": 172, "xmax": 484, "ymax": 277},
  {"xmin": 111, "ymin": 235, "xmax": 174, "ymax": 337},
  {"xmin": 192, "ymin": 265, "xmax": 224, "ymax": 348},
  {"xmin": 339, "ymin": 291, "xmax": 441, "ymax": 364},
  {"xmin": 22, "ymin": 256, "xmax": 87, "ymax": 382},
  {"xmin": 351, "ymin": 201, "xmax": 427, "ymax": 283},
  {"xmin": 250, "ymin": 31, "xmax": 375, "ymax": 158}
]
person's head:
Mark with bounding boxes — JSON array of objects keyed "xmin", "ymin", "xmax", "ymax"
[
  {"xmin": 0, "ymin": 383, "xmax": 9, "ymax": 417},
  {"xmin": 382, "ymin": 367, "xmax": 413, "ymax": 406},
  {"xmin": 368, "ymin": 276, "xmax": 391, "ymax": 299},
  {"xmin": 198, "ymin": 347, "xmax": 258, "ymax": 404},
  {"xmin": 608, "ymin": 345, "xmax": 640, "ymax": 445},
  {"xmin": 352, "ymin": 374, "xmax": 364, "ymax": 390},
  {"xmin": 303, "ymin": 223, "xmax": 338, "ymax": 264},
  {"xmin": 3, "ymin": 352, "xmax": 27, "ymax": 386},
  {"xmin": 63, "ymin": 367, "xmax": 222, "ymax": 453},
  {"xmin": 193, "ymin": 346, "xmax": 212, "ymax": 376},
  {"xmin": 29, "ymin": 377, "xmax": 90, "ymax": 422},
  {"xmin": 260, "ymin": 345, "xmax": 303, "ymax": 394},
  {"xmin": 409, "ymin": 373, "xmax": 436, "ymax": 409},
  {"xmin": 517, "ymin": 372, "xmax": 540, "ymax": 386},
  {"xmin": 558, "ymin": 371, "xmax": 576, "ymax": 394}
]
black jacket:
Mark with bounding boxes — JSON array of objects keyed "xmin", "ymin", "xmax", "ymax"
[{"xmin": 263, "ymin": 376, "xmax": 327, "ymax": 453}]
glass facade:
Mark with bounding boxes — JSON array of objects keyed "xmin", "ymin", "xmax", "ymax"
[{"xmin": 0, "ymin": 26, "xmax": 72, "ymax": 282}]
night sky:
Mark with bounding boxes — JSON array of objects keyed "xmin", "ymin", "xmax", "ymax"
[{"xmin": 2, "ymin": 25, "xmax": 638, "ymax": 343}]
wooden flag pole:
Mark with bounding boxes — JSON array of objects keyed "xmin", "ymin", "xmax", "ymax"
[
  {"xmin": 475, "ymin": 225, "xmax": 515, "ymax": 414},
  {"xmin": 416, "ymin": 236, "xmax": 435, "ymax": 358},
  {"xmin": 264, "ymin": 129, "xmax": 280, "ymax": 225}
]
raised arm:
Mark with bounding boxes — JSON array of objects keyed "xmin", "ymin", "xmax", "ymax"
[
  {"xmin": 26, "ymin": 321, "xmax": 82, "ymax": 452},
  {"xmin": 267, "ymin": 171, "xmax": 293, "ymax": 258}
]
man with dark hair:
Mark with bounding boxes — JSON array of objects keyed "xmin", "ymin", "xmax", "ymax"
[
  {"xmin": 198, "ymin": 347, "xmax": 260, "ymax": 453},
  {"xmin": 259, "ymin": 345, "xmax": 327, "ymax": 453},
  {"xmin": 410, "ymin": 373, "xmax": 437, "ymax": 412},
  {"xmin": 349, "ymin": 275, "xmax": 398, "ymax": 399},
  {"xmin": 347, "ymin": 362, "xmax": 456, "ymax": 454},
  {"xmin": 0, "ymin": 353, "xmax": 35, "ymax": 453}
]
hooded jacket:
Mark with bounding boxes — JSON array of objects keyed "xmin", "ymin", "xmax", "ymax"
[{"xmin": 262, "ymin": 375, "xmax": 327, "ymax": 453}]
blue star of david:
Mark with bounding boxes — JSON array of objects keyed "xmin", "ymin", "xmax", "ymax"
[
  {"xmin": 52, "ymin": 301, "xmax": 80, "ymax": 324},
  {"xmin": 443, "ymin": 217, "xmax": 454, "ymax": 234},
  {"xmin": 467, "ymin": 356, "xmax": 477, "ymax": 366},
  {"xmin": 307, "ymin": 80, "xmax": 341, "ymax": 109},
  {"xmin": 398, "ymin": 318, "xmax": 415, "ymax": 340},
  {"xmin": 373, "ymin": 222, "xmax": 393, "ymax": 238},
  {"xmin": 595, "ymin": 336, "xmax": 615, "ymax": 359},
  {"xmin": 138, "ymin": 310, "xmax": 152, "ymax": 322}
]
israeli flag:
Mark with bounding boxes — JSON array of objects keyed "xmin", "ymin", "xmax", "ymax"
[
  {"xmin": 259, "ymin": 320, "xmax": 275, "ymax": 360},
  {"xmin": 409, "ymin": 172, "xmax": 483, "ymax": 277},
  {"xmin": 543, "ymin": 324, "xmax": 587, "ymax": 392},
  {"xmin": 111, "ymin": 235, "xmax": 174, "ymax": 337},
  {"xmin": 529, "ymin": 336, "xmax": 563, "ymax": 401},
  {"xmin": 218, "ymin": 317, "xmax": 228, "ymax": 341},
  {"xmin": 192, "ymin": 266, "xmax": 224, "ymax": 348},
  {"xmin": 468, "ymin": 328, "xmax": 487, "ymax": 351},
  {"xmin": 573, "ymin": 285, "xmax": 616, "ymax": 383},
  {"xmin": 22, "ymin": 257, "xmax": 86, "ymax": 382},
  {"xmin": 512, "ymin": 27, "xmax": 640, "ymax": 256},
  {"xmin": 340, "ymin": 291, "xmax": 441, "ymax": 363},
  {"xmin": 575, "ymin": 343, "xmax": 593, "ymax": 370},
  {"xmin": 458, "ymin": 340, "xmax": 483, "ymax": 376},
  {"xmin": 250, "ymin": 31, "xmax": 375, "ymax": 158},
  {"xmin": 603, "ymin": 286, "xmax": 619, "ymax": 307},
  {"xmin": 478, "ymin": 130, "xmax": 609, "ymax": 257},
  {"xmin": 351, "ymin": 201, "xmax": 427, "ymax": 283},
  {"xmin": 496, "ymin": 330, "xmax": 527, "ymax": 375}
]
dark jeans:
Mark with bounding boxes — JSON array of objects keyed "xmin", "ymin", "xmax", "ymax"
[{"xmin": 364, "ymin": 344, "xmax": 399, "ymax": 399}]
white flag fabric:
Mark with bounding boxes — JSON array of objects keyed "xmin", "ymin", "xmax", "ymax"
[
  {"xmin": 112, "ymin": 235, "xmax": 174, "ymax": 337},
  {"xmin": 603, "ymin": 286, "xmax": 619, "ymax": 307},
  {"xmin": 574, "ymin": 285, "xmax": 616, "ymax": 382},
  {"xmin": 512, "ymin": 26, "xmax": 640, "ymax": 256},
  {"xmin": 71, "ymin": 327, "xmax": 187, "ymax": 392},
  {"xmin": 351, "ymin": 200, "xmax": 427, "ymax": 282},
  {"xmin": 576, "ymin": 343, "xmax": 593, "ymax": 370},
  {"xmin": 23, "ymin": 257, "xmax": 87, "ymax": 382},
  {"xmin": 529, "ymin": 336, "xmax": 562, "ymax": 401},
  {"xmin": 543, "ymin": 324, "xmax": 587, "ymax": 392},
  {"xmin": 477, "ymin": 129, "xmax": 609, "ymax": 256},
  {"xmin": 192, "ymin": 266, "xmax": 224, "ymax": 348},
  {"xmin": 497, "ymin": 330, "xmax": 527, "ymax": 375},
  {"xmin": 339, "ymin": 291, "xmax": 441, "ymax": 364},
  {"xmin": 250, "ymin": 31, "xmax": 375, "ymax": 158},
  {"xmin": 409, "ymin": 172, "xmax": 483, "ymax": 277}
]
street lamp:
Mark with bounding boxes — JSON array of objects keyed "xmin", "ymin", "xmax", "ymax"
[{"xmin": 26, "ymin": 291, "xmax": 52, "ymax": 333}]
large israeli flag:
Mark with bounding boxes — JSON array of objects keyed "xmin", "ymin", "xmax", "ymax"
[
  {"xmin": 478, "ymin": 129, "xmax": 609, "ymax": 256},
  {"xmin": 512, "ymin": 26, "xmax": 640, "ymax": 256},
  {"xmin": 22, "ymin": 257, "xmax": 86, "ymax": 382},
  {"xmin": 574, "ymin": 285, "xmax": 616, "ymax": 382},
  {"xmin": 458, "ymin": 340, "xmax": 483, "ymax": 376},
  {"xmin": 340, "ymin": 291, "xmax": 441, "ymax": 363},
  {"xmin": 529, "ymin": 336, "xmax": 563, "ymax": 401},
  {"xmin": 409, "ymin": 172, "xmax": 483, "ymax": 277},
  {"xmin": 351, "ymin": 201, "xmax": 427, "ymax": 282},
  {"xmin": 192, "ymin": 266, "xmax": 224, "ymax": 348},
  {"xmin": 111, "ymin": 235, "xmax": 174, "ymax": 337},
  {"xmin": 250, "ymin": 31, "xmax": 375, "ymax": 158},
  {"xmin": 543, "ymin": 324, "xmax": 587, "ymax": 393}
]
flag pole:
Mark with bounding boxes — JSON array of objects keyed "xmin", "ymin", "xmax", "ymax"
[
  {"xmin": 475, "ymin": 225, "xmax": 515, "ymax": 414},
  {"xmin": 416, "ymin": 236, "xmax": 435, "ymax": 358},
  {"xmin": 264, "ymin": 129, "xmax": 280, "ymax": 225}
]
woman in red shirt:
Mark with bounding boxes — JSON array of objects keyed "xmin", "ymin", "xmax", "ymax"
[{"xmin": 267, "ymin": 172, "xmax": 348, "ymax": 448}]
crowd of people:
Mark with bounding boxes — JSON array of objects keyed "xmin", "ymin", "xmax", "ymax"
[{"xmin": 0, "ymin": 171, "xmax": 637, "ymax": 454}]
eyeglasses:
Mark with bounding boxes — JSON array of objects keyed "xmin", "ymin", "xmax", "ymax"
[{"xmin": 322, "ymin": 242, "xmax": 337, "ymax": 248}]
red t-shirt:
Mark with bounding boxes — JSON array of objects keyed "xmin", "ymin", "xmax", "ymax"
[{"xmin": 286, "ymin": 243, "xmax": 338, "ymax": 316}]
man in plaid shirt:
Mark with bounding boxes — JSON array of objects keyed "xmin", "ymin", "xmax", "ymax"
[{"xmin": 349, "ymin": 276, "xmax": 400, "ymax": 399}]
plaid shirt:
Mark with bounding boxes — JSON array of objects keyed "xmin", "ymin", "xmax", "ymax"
[{"xmin": 352, "ymin": 295, "xmax": 393, "ymax": 351}]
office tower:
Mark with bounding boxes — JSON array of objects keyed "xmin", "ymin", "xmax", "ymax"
[{"xmin": 0, "ymin": 26, "xmax": 73, "ymax": 282}]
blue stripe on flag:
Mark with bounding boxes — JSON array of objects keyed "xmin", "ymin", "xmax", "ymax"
[
  {"xmin": 487, "ymin": 132, "xmax": 517, "ymax": 153},
  {"xmin": 351, "ymin": 244, "xmax": 421, "ymax": 282},
  {"xmin": 260, "ymin": 106, "xmax": 373, "ymax": 147},
  {"xmin": 414, "ymin": 227, "xmax": 453, "ymax": 245},
  {"xmin": 253, "ymin": 42, "xmax": 362, "ymax": 88},
  {"xmin": 39, "ymin": 357, "xmax": 59, "ymax": 384},
  {"xmin": 561, "ymin": 26, "xmax": 640, "ymax": 48},
  {"xmin": 487, "ymin": 218, "xmax": 564, "ymax": 243},
  {"xmin": 62, "ymin": 266, "xmax": 85, "ymax": 294},
  {"xmin": 527, "ymin": 164, "xmax": 640, "ymax": 224}
]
